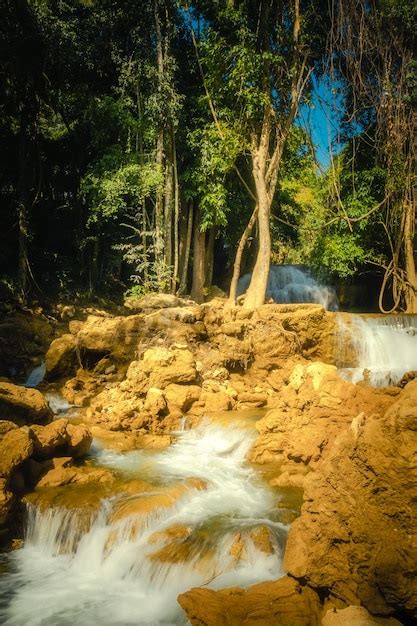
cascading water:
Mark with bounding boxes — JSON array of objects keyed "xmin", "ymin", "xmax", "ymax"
[
  {"xmin": 0, "ymin": 422, "xmax": 290, "ymax": 626},
  {"xmin": 237, "ymin": 265, "xmax": 338, "ymax": 310},
  {"xmin": 22, "ymin": 362, "xmax": 46, "ymax": 388},
  {"xmin": 337, "ymin": 314, "xmax": 417, "ymax": 387}
]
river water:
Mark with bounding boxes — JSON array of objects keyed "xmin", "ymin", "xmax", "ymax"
[
  {"xmin": 0, "ymin": 418, "xmax": 293, "ymax": 626},
  {"xmin": 337, "ymin": 314, "xmax": 417, "ymax": 386}
]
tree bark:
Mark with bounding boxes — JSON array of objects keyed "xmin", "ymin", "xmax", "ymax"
[
  {"xmin": 172, "ymin": 127, "xmax": 180, "ymax": 292},
  {"xmin": 228, "ymin": 205, "xmax": 258, "ymax": 305},
  {"xmin": 205, "ymin": 227, "xmax": 216, "ymax": 290},
  {"xmin": 179, "ymin": 198, "xmax": 193, "ymax": 295},
  {"xmin": 243, "ymin": 184, "xmax": 271, "ymax": 308},
  {"xmin": 190, "ymin": 205, "xmax": 206, "ymax": 303},
  {"xmin": 404, "ymin": 198, "xmax": 417, "ymax": 313},
  {"xmin": 153, "ymin": 0, "xmax": 165, "ymax": 288}
]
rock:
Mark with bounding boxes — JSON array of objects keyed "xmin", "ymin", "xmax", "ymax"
[
  {"xmin": 127, "ymin": 347, "xmax": 196, "ymax": 390},
  {"xmin": 0, "ymin": 382, "xmax": 52, "ymax": 426},
  {"xmin": 249, "ymin": 362, "xmax": 395, "ymax": 469},
  {"xmin": 90, "ymin": 426, "xmax": 171, "ymax": 451},
  {"xmin": 199, "ymin": 389, "xmax": 232, "ymax": 412},
  {"xmin": 66, "ymin": 423, "xmax": 93, "ymax": 458},
  {"xmin": 0, "ymin": 479, "xmax": 13, "ymax": 525},
  {"xmin": 322, "ymin": 606, "xmax": 403, "ymax": 626},
  {"xmin": 124, "ymin": 293, "xmax": 195, "ymax": 312},
  {"xmin": 76, "ymin": 314, "xmax": 144, "ymax": 362},
  {"xmin": 37, "ymin": 464, "xmax": 114, "ymax": 489},
  {"xmin": 164, "ymin": 384, "xmax": 201, "ymax": 413},
  {"xmin": 284, "ymin": 380, "xmax": 417, "ymax": 618},
  {"xmin": 0, "ymin": 420, "xmax": 18, "ymax": 438},
  {"xmin": 0, "ymin": 428, "xmax": 34, "ymax": 479},
  {"xmin": 0, "ymin": 311, "xmax": 54, "ymax": 379},
  {"xmin": 62, "ymin": 369, "xmax": 102, "ymax": 406},
  {"xmin": 30, "ymin": 419, "xmax": 92, "ymax": 460},
  {"xmin": 45, "ymin": 334, "xmax": 77, "ymax": 379},
  {"xmin": 144, "ymin": 387, "xmax": 167, "ymax": 416},
  {"xmin": 178, "ymin": 575, "xmax": 321, "ymax": 626}
]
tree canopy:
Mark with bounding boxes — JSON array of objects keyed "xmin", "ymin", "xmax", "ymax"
[{"xmin": 0, "ymin": 0, "xmax": 415, "ymax": 312}]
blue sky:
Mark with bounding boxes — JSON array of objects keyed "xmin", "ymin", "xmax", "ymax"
[{"xmin": 298, "ymin": 76, "xmax": 345, "ymax": 170}]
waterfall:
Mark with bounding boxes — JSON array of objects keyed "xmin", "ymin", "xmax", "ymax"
[
  {"xmin": 23, "ymin": 362, "xmax": 46, "ymax": 388},
  {"xmin": 337, "ymin": 314, "xmax": 417, "ymax": 386},
  {"xmin": 0, "ymin": 422, "xmax": 289, "ymax": 626},
  {"xmin": 237, "ymin": 265, "xmax": 338, "ymax": 310}
]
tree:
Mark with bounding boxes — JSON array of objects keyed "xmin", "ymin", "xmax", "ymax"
[
  {"xmin": 331, "ymin": 0, "xmax": 417, "ymax": 312},
  {"xmin": 188, "ymin": 0, "xmax": 328, "ymax": 307}
]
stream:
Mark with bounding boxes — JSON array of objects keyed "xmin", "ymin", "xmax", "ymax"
[{"xmin": 0, "ymin": 413, "xmax": 293, "ymax": 626}]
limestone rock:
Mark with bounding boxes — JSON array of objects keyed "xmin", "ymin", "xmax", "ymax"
[
  {"xmin": 37, "ymin": 464, "xmax": 114, "ymax": 489},
  {"xmin": 0, "ymin": 382, "xmax": 52, "ymax": 426},
  {"xmin": 284, "ymin": 380, "xmax": 417, "ymax": 618},
  {"xmin": 178, "ymin": 575, "xmax": 321, "ymax": 626},
  {"xmin": 66, "ymin": 423, "xmax": 93, "ymax": 458},
  {"xmin": 62, "ymin": 369, "xmax": 102, "ymax": 406},
  {"xmin": 127, "ymin": 347, "xmax": 196, "ymax": 390},
  {"xmin": 124, "ymin": 293, "xmax": 195, "ymax": 312},
  {"xmin": 45, "ymin": 334, "xmax": 77, "ymax": 379},
  {"xmin": 0, "ymin": 428, "xmax": 34, "ymax": 479},
  {"xmin": 31, "ymin": 418, "xmax": 92, "ymax": 460},
  {"xmin": 249, "ymin": 362, "xmax": 395, "ymax": 469},
  {"xmin": 0, "ymin": 420, "xmax": 18, "ymax": 438},
  {"xmin": 76, "ymin": 314, "xmax": 144, "ymax": 362},
  {"xmin": 322, "ymin": 606, "xmax": 403, "ymax": 626},
  {"xmin": 199, "ymin": 388, "xmax": 232, "ymax": 412},
  {"xmin": 164, "ymin": 384, "xmax": 201, "ymax": 413},
  {"xmin": 144, "ymin": 388, "xmax": 167, "ymax": 416}
]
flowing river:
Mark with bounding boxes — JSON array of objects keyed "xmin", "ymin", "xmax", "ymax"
[{"xmin": 0, "ymin": 416, "xmax": 294, "ymax": 626}]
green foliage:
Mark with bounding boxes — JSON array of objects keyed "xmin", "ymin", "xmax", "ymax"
[
  {"xmin": 82, "ymin": 160, "xmax": 163, "ymax": 223},
  {"xmin": 188, "ymin": 121, "xmax": 245, "ymax": 229}
]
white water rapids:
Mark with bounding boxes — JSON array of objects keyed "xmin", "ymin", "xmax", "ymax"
[
  {"xmin": 0, "ymin": 422, "xmax": 289, "ymax": 626},
  {"xmin": 337, "ymin": 314, "xmax": 417, "ymax": 386},
  {"xmin": 238, "ymin": 264, "xmax": 338, "ymax": 310}
]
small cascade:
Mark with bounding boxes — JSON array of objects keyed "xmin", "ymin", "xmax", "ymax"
[
  {"xmin": 22, "ymin": 362, "xmax": 46, "ymax": 388},
  {"xmin": 44, "ymin": 393, "xmax": 73, "ymax": 416},
  {"xmin": 337, "ymin": 314, "xmax": 417, "ymax": 386},
  {"xmin": 237, "ymin": 265, "xmax": 338, "ymax": 310},
  {"xmin": 0, "ymin": 422, "xmax": 289, "ymax": 626}
]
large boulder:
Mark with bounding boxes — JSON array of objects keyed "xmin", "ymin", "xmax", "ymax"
[
  {"xmin": 126, "ymin": 347, "xmax": 196, "ymax": 391},
  {"xmin": 284, "ymin": 380, "xmax": 417, "ymax": 619},
  {"xmin": 30, "ymin": 418, "xmax": 92, "ymax": 460},
  {"xmin": 0, "ymin": 427, "xmax": 34, "ymax": 526},
  {"xmin": 164, "ymin": 384, "xmax": 201, "ymax": 413},
  {"xmin": 0, "ymin": 428, "xmax": 34, "ymax": 479},
  {"xmin": 45, "ymin": 334, "xmax": 77, "ymax": 379},
  {"xmin": 76, "ymin": 314, "xmax": 144, "ymax": 362},
  {"xmin": 178, "ymin": 576, "xmax": 321, "ymax": 626},
  {"xmin": 249, "ymin": 362, "xmax": 396, "ymax": 472},
  {"xmin": 124, "ymin": 293, "xmax": 195, "ymax": 312},
  {"xmin": 0, "ymin": 382, "xmax": 52, "ymax": 426}
]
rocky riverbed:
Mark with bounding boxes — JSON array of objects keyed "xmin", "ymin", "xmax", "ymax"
[{"xmin": 0, "ymin": 295, "xmax": 416, "ymax": 625}]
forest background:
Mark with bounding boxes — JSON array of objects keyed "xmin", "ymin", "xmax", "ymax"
[{"xmin": 0, "ymin": 0, "xmax": 415, "ymax": 312}]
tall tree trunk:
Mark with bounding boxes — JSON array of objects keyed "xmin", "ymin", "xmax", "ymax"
[
  {"xmin": 190, "ymin": 206, "xmax": 206, "ymax": 303},
  {"xmin": 178, "ymin": 198, "xmax": 193, "ymax": 295},
  {"xmin": 243, "ymin": 150, "xmax": 272, "ymax": 309},
  {"xmin": 172, "ymin": 128, "xmax": 180, "ymax": 293},
  {"xmin": 228, "ymin": 205, "xmax": 258, "ymax": 305},
  {"xmin": 154, "ymin": 0, "xmax": 165, "ymax": 288},
  {"xmin": 205, "ymin": 227, "xmax": 216, "ymax": 290},
  {"xmin": 404, "ymin": 198, "xmax": 417, "ymax": 313},
  {"xmin": 164, "ymin": 154, "xmax": 174, "ymax": 270}
]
